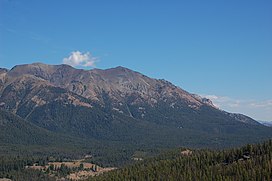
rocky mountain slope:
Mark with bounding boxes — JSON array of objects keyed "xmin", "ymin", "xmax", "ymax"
[
  {"xmin": 0, "ymin": 63, "xmax": 271, "ymax": 150},
  {"xmin": 2, "ymin": 63, "xmax": 207, "ymax": 109}
]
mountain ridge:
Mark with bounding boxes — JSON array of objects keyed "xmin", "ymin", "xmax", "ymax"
[
  {"xmin": 1, "ymin": 63, "xmax": 261, "ymax": 125},
  {"xmin": 0, "ymin": 63, "xmax": 271, "ymax": 154},
  {"xmin": 1, "ymin": 63, "xmax": 227, "ymax": 109}
]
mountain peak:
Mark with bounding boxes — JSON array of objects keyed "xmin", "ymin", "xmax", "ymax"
[
  {"xmin": 114, "ymin": 66, "xmax": 131, "ymax": 71},
  {"xmin": 113, "ymin": 65, "xmax": 127, "ymax": 69},
  {"xmin": 31, "ymin": 62, "xmax": 50, "ymax": 66},
  {"xmin": 93, "ymin": 66, "xmax": 135, "ymax": 74},
  {"xmin": 8, "ymin": 63, "xmax": 55, "ymax": 79},
  {"xmin": 90, "ymin": 66, "xmax": 141, "ymax": 82}
]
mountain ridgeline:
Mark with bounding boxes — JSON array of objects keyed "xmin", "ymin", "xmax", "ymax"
[{"xmin": 0, "ymin": 63, "xmax": 271, "ymax": 160}]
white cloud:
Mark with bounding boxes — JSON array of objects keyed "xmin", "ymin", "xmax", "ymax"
[
  {"xmin": 202, "ymin": 94, "xmax": 272, "ymax": 122},
  {"xmin": 63, "ymin": 51, "xmax": 98, "ymax": 67}
]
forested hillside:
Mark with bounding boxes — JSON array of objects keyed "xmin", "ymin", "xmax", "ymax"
[{"xmin": 90, "ymin": 140, "xmax": 272, "ymax": 181}]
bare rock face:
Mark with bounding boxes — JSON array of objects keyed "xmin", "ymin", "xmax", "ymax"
[
  {"xmin": 0, "ymin": 68, "xmax": 92, "ymax": 115},
  {"xmin": 8, "ymin": 63, "xmax": 57, "ymax": 79},
  {"xmin": 5, "ymin": 63, "xmax": 206, "ymax": 108}
]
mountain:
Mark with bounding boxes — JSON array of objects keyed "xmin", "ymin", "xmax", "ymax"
[{"xmin": 0, "ymin": 63, "xmax": 271, "ymax": 154}]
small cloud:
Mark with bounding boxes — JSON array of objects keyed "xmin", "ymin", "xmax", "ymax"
[
  {"xmin": 250, "ymin": 100, "xmax": 272, "ymax": 108},
  {"xmin": 63, "ymin": 51, "xmax": 98, "ymax": 67}
]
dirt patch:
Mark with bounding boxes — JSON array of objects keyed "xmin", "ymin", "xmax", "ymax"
[
  {"xmin": 67, "ymin": 167, "xmax": 116, "ymax": 180},
  {"xmin": 48, "ymin": 161, "xmax": 94, "ymax": 169},
  {"xmin": 181, "ymin": 149, "xmax": 192, "ymax": 156},
  {"xmin": 26, "ymin": 158, "xmax": 116, "ymax": 180}
]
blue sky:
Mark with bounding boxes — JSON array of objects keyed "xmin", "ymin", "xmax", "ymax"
[{"xmin": 0, "ymin": 0, "xmax": 272, "ymax": 121}]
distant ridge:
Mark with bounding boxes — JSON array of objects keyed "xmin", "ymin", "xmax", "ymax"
[{"xmin": 259, "ymin": 120, "xmax": 272, "ymax": 127}]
